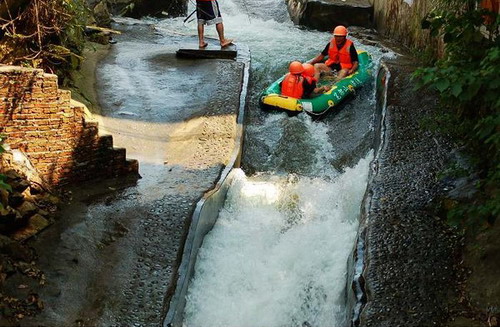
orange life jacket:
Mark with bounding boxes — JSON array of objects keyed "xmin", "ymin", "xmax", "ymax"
[
  {"xmin": 281, "ymin": 73, "xmax": 304, "ymax": 98},
  {"xmin": 325, "ymin": 39, "xmax": 353, "ymax": 70},
  {"xmin": 303, "ymin": 75, "xmax": 317, "ymax": 85}
]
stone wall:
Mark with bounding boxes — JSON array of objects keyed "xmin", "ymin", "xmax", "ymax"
[
  {"xmin": 371, "ymin": 0, "xmax": 443, "ymax": 55},
  {"xmin": 87, "ymin": 0, "xmax": 187, "ymax": 22},
  {"xmin": 285, "ymin": 0, "xmax": 373, "ymax": 31},
  {"xmin": 0, "ymin": 65, "xmax": 138, "ymax": 186},
  {"xmin": 285, "ymin": 0, "xmax": 443, "ymax": 56}
]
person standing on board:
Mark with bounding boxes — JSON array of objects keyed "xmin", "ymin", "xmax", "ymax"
[
  {"xmin": 196, "ymin": 0, "xmax": 233, "ymax": 48},
  {"xmin": 308, "ymin": 25, "xmax": 359, "ymax": 81}
]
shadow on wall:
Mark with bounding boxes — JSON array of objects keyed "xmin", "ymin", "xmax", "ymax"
[{"xmin": 0, "ymin": 66, "xmax": 138, "ymax": 187}]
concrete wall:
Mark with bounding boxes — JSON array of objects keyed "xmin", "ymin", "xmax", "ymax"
[{"xmin": 0, "ymin": 66, "xmax": 138, "ymax": 186}]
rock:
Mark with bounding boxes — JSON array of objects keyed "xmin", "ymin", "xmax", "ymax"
[
  {"xmin": 9, "ymin": 179, "xmax": 29, "ymax": 193},
  {"xmin": 44, "ymin": 194, "xmax": 60, "ymax": 206},
  {"xmin": 8, "ymin": 192, "xmax": 24, "ymax": 207},
  {"xmin": 0, "ymin": 235, "xmax": 34, "ymax": 262},
  {"xmin": 88, "ymin": 31, "xmax": 112, "ymax": 45},
  {"xmin": 28, "ymin": 182, "xmax": 43, "ymax": 195},
  {"xmin": 106, "ymin": 0, "xmax": 187, "ymax": 18},
  {"xmin": 36, "ymin": 209, "xmax": 49, "ymax": 217},
  {"xmin": 0, "ymin": 189, "xmax": 9, "ymax": 207},
  {"xmin": 16, "ymin": 201, "xmax": 38, "ymax": 220},
  {"xmin": 1, "ymin": 150, "xmax": 54, "ymax": 195},
  {"xmin": 4, "ymin": 169, "xmax": 21, "ymax": 181},
  {"xmin": 93, "ymin": 1, "xmax": 112, "ymax": 27},
  {"xmin": 285, "ymin": 0, "xmax": 373, "ymax": 31},
  {"xmin": 0, "ymin": 206, "xmax": 20, "ymax": 227},
  {"xmin": 9, "ymin": 214, "xmax": 50, "ymax": 242}
]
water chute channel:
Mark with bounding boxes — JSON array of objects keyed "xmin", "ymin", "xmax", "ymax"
[{"xmin": 131, "ymin": 0, "xmax": 393, "ymax": 325}]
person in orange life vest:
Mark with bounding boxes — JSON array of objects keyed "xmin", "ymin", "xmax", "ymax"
[
  {"xmin": 280, "ymin": 61, "xmax": 306, "ymax": 98},
  {"xmin": 196, "ymin": 0, "xmax": 233, "ymax": 48},
  {"xmin": 308, "ymin": 25, "xmax": 359, "ymax": 82},
  {"xmin": 301, "ymin": 63, "xmax": 331, "ymax": 98}
]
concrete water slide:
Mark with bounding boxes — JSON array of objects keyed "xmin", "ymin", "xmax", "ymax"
[{"xmin": 163, "ymin": 44, "xmax": 250, "ymax": 327}]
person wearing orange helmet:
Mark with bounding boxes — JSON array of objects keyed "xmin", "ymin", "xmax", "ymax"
[
  {"xmin": 302, "ymin": 63, "xmax": 331, "ymax": 98},
  {"xmin": 308, "ymin": 25, "xmax": 359, "ymax": 81},
  {"xmin": 280, "ymin": 62, "xmax": 331, "ymax": 99},
  {"xmin": 280, "ymin": 61, "xmax": 306, "ymax": 98}
]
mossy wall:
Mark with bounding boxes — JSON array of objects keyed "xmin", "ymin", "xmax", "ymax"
[{"xmin": 371, "ymin": 0, "xmax": 444, "ymax": 56}]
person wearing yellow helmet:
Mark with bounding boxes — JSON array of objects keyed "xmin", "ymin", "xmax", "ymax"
[{"xmin": 308, "ymin": 25, "xmax": 359, "ymax": 81}]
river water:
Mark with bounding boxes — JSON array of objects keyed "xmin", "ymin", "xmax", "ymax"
[{"xmin": 149, "ymin": 0, "xmax": 391, "ymax": 325}]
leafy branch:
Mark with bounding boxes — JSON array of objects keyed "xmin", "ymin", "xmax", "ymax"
[
  {"xmin": 413, "ymin": 0, "xmax": 499, "ymax": 229},
  {"xmin": 0, "ymin": 0, "xmax": 89, "ymax": 75}
]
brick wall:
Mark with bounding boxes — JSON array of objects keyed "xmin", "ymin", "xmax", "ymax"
[{"xmin": 0, "ymin": 65, "xmax": 138, "ymax": 186}]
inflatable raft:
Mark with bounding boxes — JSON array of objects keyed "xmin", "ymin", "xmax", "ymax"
[{"xmin": 259, "ymin": 51, "xmax": 372, "ymax": 116}]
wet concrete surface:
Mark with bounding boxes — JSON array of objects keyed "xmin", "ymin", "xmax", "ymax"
[
  {"xmin": 359, "ymin": 56, "xmax": 462, "ymax": 326},
  {"xmin": 23, "ymin": 24, "xmax": 245, "ymax": 326}
]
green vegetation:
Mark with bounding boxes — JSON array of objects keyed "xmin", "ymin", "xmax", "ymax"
[
  {"xmin": 0, "ymin": 0, "xmax": 89, "ymax": 79},
  {"xmin": 413, "ymin": 0, "xmax": 499, "ymax": 230}
]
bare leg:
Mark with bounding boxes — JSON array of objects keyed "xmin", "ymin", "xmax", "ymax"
[
  {"xmin": 198, "ymin": 23, "xmax": 207, "ymax": 48},
  {"xmin": 336, "ymin": 69, "xmax": 350, "ymax": 81},
  {"xmin": 216, "ymin": 22, "xmax": 233, "ymax": 47},
  {"xmin": 313, "ymin": 63, "xmax": 332, "ymax": 81}
]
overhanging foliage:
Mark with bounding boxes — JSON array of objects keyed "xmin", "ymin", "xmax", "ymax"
[{"xmin": 413, "ymin": 0, "xmax": 499, "ymax": 230}]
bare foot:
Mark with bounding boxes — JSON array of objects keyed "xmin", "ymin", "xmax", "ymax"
[
  {"xmin": 199, "ymin": 42, "xmax": 208, "ymax": 48},
  {"xmin": 220, "ymin": 39, "xmax": 233, "ymax": 48}
]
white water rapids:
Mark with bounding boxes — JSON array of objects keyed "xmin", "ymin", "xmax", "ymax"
[{"xmin": 183, "ymin": 154, "xmax": 372, "ymax": 327}]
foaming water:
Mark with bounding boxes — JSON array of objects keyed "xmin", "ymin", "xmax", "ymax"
[{"xmin": 184, "ymin": 152, "xmax": 372, "ymax": 327}]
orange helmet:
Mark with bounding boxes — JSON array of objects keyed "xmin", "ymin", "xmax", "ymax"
[
  {"xmin": 302, "ymin": 63, "xmax": 315, "ymax": 77},
  {"xmin": 333, "ymin": 25, "xmax": 348, "ymax": 36},
  {"xmin": 289, "ymin": 61, "xmax": 304, "ymax": 74}
]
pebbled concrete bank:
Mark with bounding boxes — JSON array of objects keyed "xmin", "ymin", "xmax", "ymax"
[{"xmin": 355, "ymin": 55, "xmax": 461, "ymax": 326}]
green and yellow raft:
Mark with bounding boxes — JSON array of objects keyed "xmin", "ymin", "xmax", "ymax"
[{"xmin": 259, "ymin": 51, "xmax": 372, "ymax": 116}]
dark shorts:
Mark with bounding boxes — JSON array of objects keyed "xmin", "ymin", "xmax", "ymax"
[
  {"xmin": 327, "ymin": 63, "xmax": 341, "ymax": 71},
  {"xmin": 196, "ymin": 1, "xmax": 223, "ymax": 25}
]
